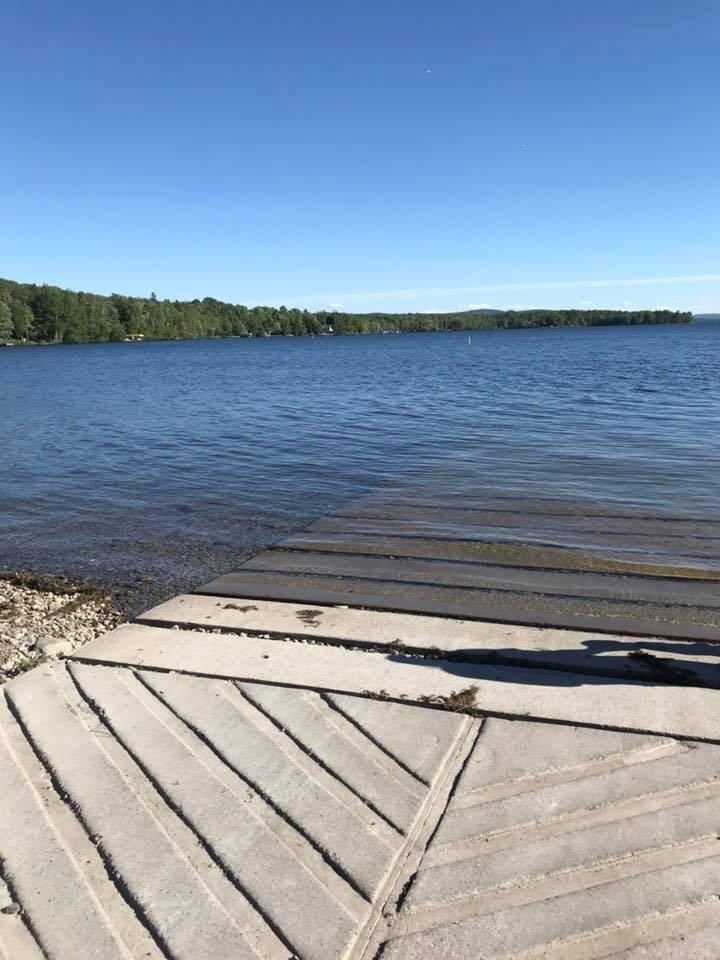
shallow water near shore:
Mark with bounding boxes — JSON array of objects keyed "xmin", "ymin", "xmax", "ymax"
[{"xmin": 2, "ymin": 322, "xmax": 719, "ymax": 613}]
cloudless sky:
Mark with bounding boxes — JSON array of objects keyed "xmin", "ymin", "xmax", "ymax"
[{"xmin": 2, "ymin": 0, "xmax": 719, "ymax": 312}]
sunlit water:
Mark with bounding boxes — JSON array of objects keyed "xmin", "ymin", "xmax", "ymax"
[{"xmin": 2, "ymin": 322, "xmax": 719, "ymax": 605}]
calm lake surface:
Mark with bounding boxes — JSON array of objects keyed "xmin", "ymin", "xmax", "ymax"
[{"xmin": 2, "ymin": 322, "xmax": 719, "ymax": 609}]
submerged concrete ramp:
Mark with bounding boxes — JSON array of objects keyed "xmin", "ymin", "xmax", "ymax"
[
  {"xmin": 198, "ymin": 491, "xmax": 720, "ymax": 642},
  {"xmin": 2, "ymin": 590, "xmax": 720, "ymax": 959}
]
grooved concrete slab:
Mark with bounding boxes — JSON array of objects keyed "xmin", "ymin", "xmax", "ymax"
[
  {"xmin": 138, "ymin": 594, "xmax": 720, "ymax": 687},
  {"xmin": 0, "ymin": 660, "xmax": 470, "ymax": 960},
  {"xmin": 3, "ymin": 653, "xmax": 720, "ymax": 959},
  {"xmin": 7, "ymin": 488, "xmax": 720, "ymax": 956},
  {"xmin": 378, "ymin": 718, "xmax": 720, "ymax": 959},
  {"xmin": 76, "ymin": 622, "xmax": 720, "ymax": 741},
  {"xmin": 0, "ymin": 698, "xmax": 163, "ymax": 960}
]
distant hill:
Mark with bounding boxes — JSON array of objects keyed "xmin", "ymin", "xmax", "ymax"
[{"xmin": 693, "ymin": 313, "xmax": 720, "ymax": 321}]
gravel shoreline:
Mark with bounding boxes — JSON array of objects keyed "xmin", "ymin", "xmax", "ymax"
[{"xmin": 0, "ymin": 572, "xmax": 124, "ymax": 682}]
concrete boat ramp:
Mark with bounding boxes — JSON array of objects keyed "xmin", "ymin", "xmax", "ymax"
[{"xmin": 3, "ymin": 495, "xmax": 720, "ymax": 958}]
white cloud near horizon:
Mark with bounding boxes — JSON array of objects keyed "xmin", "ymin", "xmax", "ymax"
[{"xmin": 298, "ymin": 273, "xmax": 720, "ymax": 306}]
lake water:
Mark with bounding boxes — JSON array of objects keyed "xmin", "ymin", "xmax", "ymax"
[{"xmin": 2, "ymin": 322, "xmax": 719, "ymax": 611}]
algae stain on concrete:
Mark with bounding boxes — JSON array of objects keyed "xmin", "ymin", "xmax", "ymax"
[{"xmin": 296, "ymin": 609, "xmax": 324, "ymax": 628}]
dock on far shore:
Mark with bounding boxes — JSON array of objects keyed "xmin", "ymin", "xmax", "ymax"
[{"xmin": 3, "ymin": 491, "xmax": 720, "ymax": 959}]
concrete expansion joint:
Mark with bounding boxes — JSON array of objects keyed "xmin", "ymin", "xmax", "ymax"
[
  {"xmin": 403, "ymin": 737, "xmax": 488, "ymax": 928},
  {"xmin": 354, "ymin": 716, "xmax": 482, "ymax": 960},
  {"xmin": 138, "ymin": 615, "xmax": 454, "ymax": 663}
]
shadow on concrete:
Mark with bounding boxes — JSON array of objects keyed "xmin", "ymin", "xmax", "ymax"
[{"xmin": 388, "ymin": 635, "xmax": 720, "ymax": 688}]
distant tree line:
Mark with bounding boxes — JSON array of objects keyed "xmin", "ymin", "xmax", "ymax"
[{"xmin": 0, "ymin": 276, "xmax": 692, "ymax": 345}]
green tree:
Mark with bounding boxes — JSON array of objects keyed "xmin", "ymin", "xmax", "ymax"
[
  {"xmin": 0, "ymin": 301, "xmax": 12, "ymax": 340},
  {"xmin": 10, "ymin": 299, "xmax": 34, "ymax": 340},
  {"xmin": 0, "ymin": 274, "xmax": 694, "ymax": 345},
  {"xmin": 31, "ymin": 285, "xmax": 70, "ymax": 341}
]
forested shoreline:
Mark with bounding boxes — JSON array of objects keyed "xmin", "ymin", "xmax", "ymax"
[{"xmin": 0, "ymin": 276, "xmax": 692, "ymax": 344}]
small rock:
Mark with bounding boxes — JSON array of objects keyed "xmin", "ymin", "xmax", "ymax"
[
  {"xmin": 1, "ymin": 903, "xmax": 21, "ymax": 915},
  {"xmin": 32, "ymin": 637, "xmax": 74, "ymax": 657}
]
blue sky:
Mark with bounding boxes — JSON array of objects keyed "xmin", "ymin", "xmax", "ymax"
[{"xmin": 2, "ymin": 0, "xmax": 719, "ymax": 312}]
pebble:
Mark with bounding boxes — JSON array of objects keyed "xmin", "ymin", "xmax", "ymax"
[
  {"xmin": 1, "ymin": 579, "xmax": 123, "ymax": 682},
  {"xmin": 1, "ymin": 903, "xmax": 21, "ymax": 916}
]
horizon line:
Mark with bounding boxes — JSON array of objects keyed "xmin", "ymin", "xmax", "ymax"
[{"xmin": 295, "ymin": 273, "xmax": 720, "ymax": 306}]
